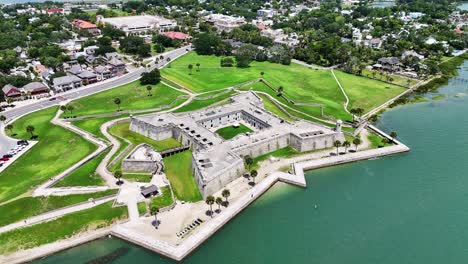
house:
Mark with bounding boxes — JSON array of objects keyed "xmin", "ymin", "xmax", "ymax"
[
  {"xmin": 42, "ymin": 8, "xmax": 65, "ymax": 15},
  {"xmin": 107, "ymin": 57, "xmax": 126, "ymax": 75},
  {"xmin": 71, "ymin": 19, "xmax": 101, "ymax": 35},
  {"xmin": 257, "ymin": 9, "xmax": 276, "ymax": 18},
  {"xmin": 402, "ymin": 50, "xmax": 425, "ymax": 60},
  {"xmin": 161, "ymin": 31, "xmax": 191, "ymax": 42},
  {"xmin": 97, "ymin": 15, "xmax": 177, "ymax": 36},
  {"xmin": 375, "ymin": 57, "xmax": 401, "ymax": 72},
  {"xmin": 369, "ymin": 38, "xmax": 382, "ymax": 49},
  {"xmin": 203, "ymin": 14, "xmax": 246, "ymax": 32},
  {"xmin": 2, "ymin": 85, "xmax": 22, "ymax": 100},
  {"xmin": 21, "ymin": 82, "xmax": 50, "ymax": 98},
  {"xmin": 104, "ymin": 52, "xmax": 120, "ymax": 61},
  {"xmin": 77, "ymin": 70, "xmax": 98, "ymax": 85},
  {"xmin": 140, "ymin": 185, "xmax": 158, "ymax": 198},
  {"xmin": 53, "ymin": 75, "xmax": 83, "ymax": 92},
  {"xmin": 94, "ymin": 65, "xmax": 115, "ymax": 81}
]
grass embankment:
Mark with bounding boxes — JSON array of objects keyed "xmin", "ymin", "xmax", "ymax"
[
  {"xmin": 0, "ymin": 201, "xmax": 127, "ymax": 255},
  {"xmin": 63, "ymin": 81, "xmax": 185, "ymax": 117},
  {"xmin": 367, "ymin": 132, "xmax": 393, "ymax": 148},
  {"xmin": 257, "ymin": 94, "xmax": 295, "ymax": 122},
  {"xmin": 249, "ymin": 147, "xmax": 299, "ymax": 170},
  {"xmin": 137, "ymin": 202, "xmax": 147, "ymax": 216},
  {"xmin": 72, "ymin": 115, "xmax": 128, "ymax": 139},
  {"xmin": 54, "ymin": 149, "xmax": 109, "ymax": 187},
  {"xmin": 122, "ymin": 173, "xmax": 152, "ymax": 182},
  {"xmin": 174, "ymin": 90, "xmax": 237, "ymax": 112},
  {"xmin": 215, "ymin": 124, "xmax": 253, "ymax": 140},
  {"xmin": 108, "ymin": 121, "xmax": 181, "ymax": 172},
  {"xmin": 163, "ymin": 151, "xmax": 202, "ymax": 202},
  {"xmin": 150, "ymin": 186, "xmax": 174, "ymax": 209},
  {"xmin": 1, "ymin": 107, "xmax": 96, "ymax": 203},
  {"xmin": 0, "ymin": 190, "xmax": 117, "ymax": 228}
]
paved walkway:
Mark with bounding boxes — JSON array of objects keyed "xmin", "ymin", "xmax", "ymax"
[{"xmin": 331, "ymin": 69, "xmax": 350, "ymax": 114}]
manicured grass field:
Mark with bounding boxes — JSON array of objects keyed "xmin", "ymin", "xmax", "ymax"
[
  {"xmin": 122, "ymin": 173, "xmax": 152, "ymax": 182},
  {"xmin": 150, "ymin": 186, "xmax": 173, "ymax": 209},
  {"xmin": 1, "ymin": 107, "xmax": 96, "ymax": 203},
  {"xmin": 361, "ymin": 69, "xmax": 417, "ymax": 87},
  {"xmin": 72, "ymin": 115, "xmax": 128, "ymax": 139},
  {"xmin": 367, "ymin": 132, "xmax": 393, "ymax": 148},
  {"xmin": 0, "ymin": 190, "xmax": 117, "ymax": 227},
  {"xmin": 0, "ymin": 201, "xmax": 127, "ymax": 255},
  {"xmin": 64, "ymin": 81, "xmax": 185, "ymax": 117},
  {"xmin": 257, "ymin": 94, "xmax": 295, "ymax": 122},
  {"xmin": 54, "ymin": 150, "xmax": 109, "ymax": 187},
  {"xmin": 174, "ymin": 91, "xmax": 237, "ymax": 113},
  {"xmin": 334, "ymin": 70, "xmax": 406, "ymax": 113},
  {"xmin": 163, "ymin": 151, "xmax": 202, "ymax": 202},
  {"xmin": 215, "ymin": 124, "xmax": 253, "ymax": 140}
]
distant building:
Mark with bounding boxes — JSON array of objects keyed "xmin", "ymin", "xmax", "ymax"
[
  {"xmin": 257, "ymin": 9, "xmax": 276, "ymax": 18},
  {"xmin": 21, "ymin": 82, "xmax": 50, "ymax": 98},
  {"xmin": 97, "ymin": 15, "xmax": 177, "ymax": 36},
  {"xmin": 53, "ymin": 75, "xmax": 83, "ymax": 92},
  {"xmin": 402, "ymin": 50, "xmax": 424, "ymax": 60},
  {"xmin": 94, "ymin": 65, "xmax": 115, "ymax": 81},
  {"xmin": 203, "ymin": 14, "xmax": 245, "ymax": 32},
  {"xmin": 2, "ymin": 84, "xmax": 22, "ymax": 100},
  {"xmin": 374, "ymin": 57, "xmax": 401, "ymax": 72},
  {"xmin": 42, "ymin": 8, "xmax": 65, "ymax": 15},
  {"xmin": 72, "ymin": 19, "xmax": 101, "ymax": 35},
  {"xmin": 161, "ymin": 31, "xmax": 191, "ymax": 42},
  {"xmin": 107, "ymin": 57, "xmax": 126, "ymax": 75}
]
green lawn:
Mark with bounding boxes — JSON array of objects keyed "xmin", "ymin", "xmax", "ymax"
[
  {"xmin": 54, "ymin": 149, "xmax": 109, "ymax": 187},
  {"xmin": 257, "ymin": 94, "xmax": 295, "ymax": 122},
  {"xmin": 174, "ymin": 91, "xmax": 237, "ymax": 112},
  {"xmin": 72, "ymin": 115, "xmax": 128, "ymax": 139},
  {"xmin": 361, "ymin": 69, "xmax": 417, "ymax": 87},
  {"xmin": 64, "ymin": 81, "xmax": 185, "ymax": 117},
  {"xmin": 215, "ymin": 124, "xmax": 253, "ymax": 140},
  {"xmin": 0, "ymin": 190, "xmax": 117, "ymax": 228},
  {"xmin": 250, "ymin": 147, "xmax": 299, "ymax": 170},
  {"xmin": 1, "ymin": 107, "xmax": 96, "ymax": 203},
  {"xmin": 122, "ymin": 173, "xmax": 152, "ymax": 182},
  {"xmin": 137, "ymin": 202, "xmax": 147, "ymax": 216},
  {"xmin": 0, "ymin": 201, "xmax": 127, "ymax": 255},
  {"xmin": 150, "ymin": 186, "xmax": 173, "ymax": 209},
  {"xmin": 334, "ymin": 70, "xmax": 406, "ymax": 114},
  {"xmin": 367, "ymin": 132, "xmax": 393, "ymax": 148},
  {"xmin": 163, "ymin": 151, "xmax": 202, "ymax": 202}
]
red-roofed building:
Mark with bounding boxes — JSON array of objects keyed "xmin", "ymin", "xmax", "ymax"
[
  {"xmin": 256, "ymin": 24, "xmax": 268, "ymax": 30},
  {"xmin": 162, "ymin": 31, "xmax": 191, "ymax": 42},
  {"xmin": 72, "ymin": 19, "xmax": 101, "ymax": 35},
  {"xmin": 42, "ymin": 8, "xmax": 65, "ymax": 15},
  {"xmin": 2, "ymin": 84, "xmax": 22, "ymax": 99}
]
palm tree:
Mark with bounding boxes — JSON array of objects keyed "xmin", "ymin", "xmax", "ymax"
[
  {"xmin": 355, "ymin": 108, "xmax": 364, "ymax": 117},
  {"xmin": 260, "ymin": 71, "xmax": 264, "ymax": 78},
  {"xmin": 26, "ymin": 125, "xmax": 35, "ymax": 138},
  {"xmin": 0, "ymin": 115, "xmax": 6, "ymax": 124},
  {"xmin": 196, "ymin": 63, "xmax": 200, "ymax": 71},
  {"xmin": 350, "ymin": 108, "xmax": 356, "ymax": 122},
  {"xmin": 333, "ymin": 140, "xmax": 342, "ymax": 155},
  {"xmin": 353, "ymin": 137, "xmax": 362, "ymax": 151},
  {"xmin": 221, "ymin": 189, "xmax": 230, "ymax": 205},
  {"xmin": 188, "ymin": 64, "xmax": 193, "ymax": 74},
  {"xmin": 381, "ymin": 137, "xmax": 389, "ymax": 146},
  {"xmin": 343, "ymin": 140, "xmax": 351, "ymax": 153},
  {"xmin": 60, "ymin": 105, "xmax": 67, "ymax": 114},
  {"xmin": 244, "ymin": 155, "xmax": 253, "ymax": 170},
  {"xmin": 114, "ymin": 170, "xmax": 122, "ymax": 184},
  {"xmin": 277, "ymin": 86, "xmax": 284, "ymax": 96},
  {"xmin": 150, "ymin": 206, "xmax": 159, "ymax": 229},
  {"xmin": 67, "ymin": 104, "xmax": 74, "ymax": 117},
  {"xmin": 5, "ymin": 124, "xmax": 13, "ymax": 134},
  {"xmin": 250, "ymin": 169, "xmax": 258, "ymax": 184},
  {"xmin": 205, "ymin": 195, "xmax": 215, "ymax": 217},
  {"xmin": 146, "ymin": 85, "xmax": 152, "ymax": 96},
  {"xmin": 215, "ymin": 197, "xmax": 223, "ymax": 213},
  {"xmin": 114, "ymin": 98, "xmax": 121, "ymax": 112},
  {"xmin": 390, "ymin": 131, "xmax": 397, "ymax": 139}
]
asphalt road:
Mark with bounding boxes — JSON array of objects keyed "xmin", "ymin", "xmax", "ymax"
[{"xmin": 0, "ymin": 46, "xmax": 190, "ymax": 158}]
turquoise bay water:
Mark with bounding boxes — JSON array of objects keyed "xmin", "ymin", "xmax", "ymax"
[{"xmin": 35, "ymin": 61, "xmax": 468, "ymax": 264}]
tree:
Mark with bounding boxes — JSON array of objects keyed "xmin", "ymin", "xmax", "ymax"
[
  {"xmin": 5, "ymin": 124, "xmax": 12, "ymax": 134},
  {"xmin": 114, "ymin": 98, "xmax": 121, "ymax": 112},
  {"xmin": 146, "ymin": 85, "xmax": 152, "ymax": 96},
  {"xmin": 6, "ymin": 97, "xmax": 12, "ymax": 106},
  {"xmin": 221, "ymin": 189, "xmax": 230, "ymax": 205},
  {"xmin": 260, "ymin": 71, "xmax": 264, "ymax": 78},
  {"xmin": 205, "ymin": 195, "xmax": 215, "ymax": 217},
  {"xmin": 67, "ymin": 104, "xmax": 74, "ymax": 117},
  {"xmin": 353, "ymin": 137, "xmax": 362, "ymax": 151},
  {"xmin": 215, "ymin": 197, "xmax": 223, "ymax": 213},
  {"xmin": 188, "ymin": 64, "xmax": 193, "ymax": 75},
  {"xmin": 333, "ymin": 140, "xmax": 342, "ymax": 155},
  {"xmin": 406, "ymin": 79, "xmax": 411, "ymax": 88},
  {"xmin": 26, "ymin": 125, "xmax": 35, "ymax": 138},
  {"xmin": 60, "ymin": 105, "xmax": 67, "ymax": 113},
  {"xmin": 350, "ymin": 108, "xmax": 357, "ymax": 122},
  {"xmin": 150, "ymin": 207, "xmax": 159, "ymax": 229},
  {"xmin": 140, "ymin": 69, "xmax": 161, "ymax": 85},
  {"xmin": 390, "ymin": 131, "xmax": 397, "ymax": 142},
  {"xmin": 0, "ymin": 115, "xmax": 6, "ymax": 123},
  {"xmin": 196, "ymin": 63, "xmax": 200, "ymax": 72},
  {"xmin": 343, "ymin": 140, "xmax": 351, "ymax": 153},
  {"xmin": 77, "ymin": 55, "xmax": 86, "ymax": 65},
  {"xmin": 277, "ymin": 86, "xmax": 284, "ymax": 96},
  {"xmin": 381, "ymin": 137, "xmax": 389, "ymax": 146},
  {"xmin": 114, "ymin": 170, "xmax": 123, "ymax": 184},
  {"xmin": 244, "ymin": 155, "xmax": 253, "ymax": 170},
  {"xmin": 250, "ymin": 169, "xmax": 258, "ymax": 184}
]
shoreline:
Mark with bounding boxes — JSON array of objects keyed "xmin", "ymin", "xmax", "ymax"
[{"xmin": 0, "ymin": 125, "xmax": 409, "ymax": 263}]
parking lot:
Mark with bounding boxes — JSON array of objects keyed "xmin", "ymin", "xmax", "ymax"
[{"xmin": 0, "ymin": 140, "xmax": 36, "ymax": 173}]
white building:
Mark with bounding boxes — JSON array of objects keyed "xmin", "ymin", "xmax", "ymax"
[
  {"xmin": 203, "ymin": 14, "xmax": 246, "ymax": 32},
  {"xmin": 97, "ymin": 15, "xmax": 177, "ymax": 36}
]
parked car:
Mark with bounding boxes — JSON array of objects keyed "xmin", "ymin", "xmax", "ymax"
[
  {"xmin": 17, "ymin": 140, "xmax": 28, "ymax": 146},
  {"xmin": 3, "ymin": 154, "xmax": 12, "ymax": 158},
  {"xmin": 0, "ymin": 157, "xmax": 9, "ymax": 161}
]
